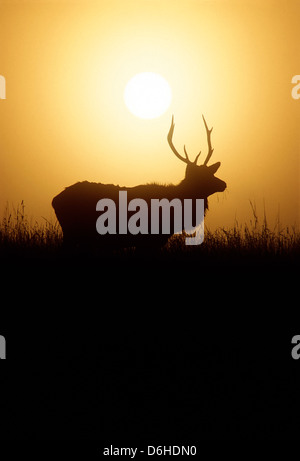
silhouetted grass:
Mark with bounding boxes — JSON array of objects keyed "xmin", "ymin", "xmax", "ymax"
[
  {"xmin": 0, "ymin": 201, "xmax": 299, "ymax": 267},
  {"xmin": 166, "ymin": 202, "xmax": 299, "ymax": 267},
  {"xmin": 0, "ymin": 201, "xmax": 62, "ymax": 259}
]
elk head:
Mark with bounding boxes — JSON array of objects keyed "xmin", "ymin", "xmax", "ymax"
[{"xmin": 167, "ymin": 115, "xmax": 226, "ymax": 198}]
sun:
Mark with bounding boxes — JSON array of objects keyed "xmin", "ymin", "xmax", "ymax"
[{"xmin": 124, "ymin": 72, "xmax": 172, "ymax": 119}]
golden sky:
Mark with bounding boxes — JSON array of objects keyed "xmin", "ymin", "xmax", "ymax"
[{"xmin": 0, "ymin": 0, "xmax": 299, "ymax": 230}]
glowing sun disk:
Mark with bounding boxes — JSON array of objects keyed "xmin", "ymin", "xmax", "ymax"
[{"xmin": 124, "ymin": 72, "xmax": 172, "ymax": 119}]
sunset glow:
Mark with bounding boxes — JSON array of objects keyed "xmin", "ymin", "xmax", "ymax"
[{"xmin": 0, "ymin": 0, "xmax": 299, "ymax": 231}]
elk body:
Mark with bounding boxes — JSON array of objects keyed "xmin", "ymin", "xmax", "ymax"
[{"xmin": 52, "ymin": 116, "xmax": 226, "ymax": 249}]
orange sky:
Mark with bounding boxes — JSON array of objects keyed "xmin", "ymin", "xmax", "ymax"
[{"xmin": 0, "ymin": 0, "xmax": 299, "ymax": 231}]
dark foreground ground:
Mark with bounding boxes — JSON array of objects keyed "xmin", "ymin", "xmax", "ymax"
[{"xmin": 0, "ymin": 249, "xmax": 299, "ymax": 448}]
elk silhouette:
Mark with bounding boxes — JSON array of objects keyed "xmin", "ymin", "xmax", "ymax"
[{"xmin": 52, "ymin": 116, "xmax": 226, "ymax": 249}]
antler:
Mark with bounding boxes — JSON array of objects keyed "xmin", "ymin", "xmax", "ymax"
[
  {"xmin": 167, "ymin": 115, "xmax": 190, "ymax": 164},
  {"xmin": 167, "ymin": 116, "xmax": 201, "ymax": 165},
  {"xmin": 202, "ymin": 115, "xmax": 214, "ymax": 166}
]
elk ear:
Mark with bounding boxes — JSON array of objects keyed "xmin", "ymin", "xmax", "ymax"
[{"xmin": 207, "ymin": 162, "xmax": 221, "ymax": 174}]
